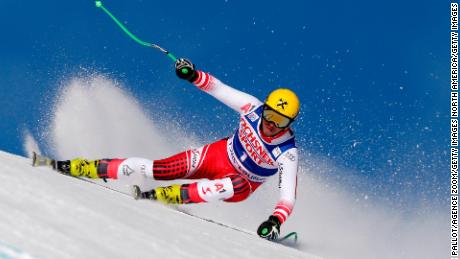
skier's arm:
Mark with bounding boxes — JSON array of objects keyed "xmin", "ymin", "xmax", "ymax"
[
  {"xmin": 257, "ymin": 148, "xmax": 298, "ymax": 240},
  {"xmin": 272, "ymin": 148, "xmax": 298, "ymax": 224},
  {"xmin": 175, "ymin": 58, "xmax": 262, "ymax": 114}
]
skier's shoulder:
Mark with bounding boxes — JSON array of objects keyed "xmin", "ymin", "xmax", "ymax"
[
  {"xmin": 240, "ymin": 102, "xmax": 264, "ymax": 115},
  {"xmin": 276, "ymin": 132, "xmax": 297, "ymax": 153}
]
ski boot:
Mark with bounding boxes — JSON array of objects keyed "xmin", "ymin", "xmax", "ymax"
[
  {"xmin": 32, "ymin": 152, "xmax": 99, "ymax": 179},
  {"xmin": 64, "ymin": 158, "xmax": 99, "ymax": 178}
]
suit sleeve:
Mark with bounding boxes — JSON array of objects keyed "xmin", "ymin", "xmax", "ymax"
[
  {"xmin": 272, "ymin": 148, "xmax": 298, "ymax": 224},
  {"xmin": 192, "ymin": 71, "xmax": 263, "ymax": 114}
]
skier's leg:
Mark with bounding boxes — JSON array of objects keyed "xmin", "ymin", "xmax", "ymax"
[
  {"xmin": 153, "ymin": 174, "xmax": 262, "ymax": 204},
  {"xmin": 150, "ymin": 139, "xmax": 263, "ymax": 204},
  {"xmin": 54, "ymin": 142, "xmax": 209, "ymax": 181},
  {"xmin": 57, "ymin": 138, "xmax": 222, "ymax": 180}
]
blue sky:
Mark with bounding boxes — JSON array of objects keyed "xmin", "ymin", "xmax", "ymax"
[{"xmin": 0, "ymin": 0, "xmax": 448, "ymax": 205}]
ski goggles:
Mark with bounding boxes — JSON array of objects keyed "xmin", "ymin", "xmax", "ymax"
[{"xmin": 262, "ymin": 105, "xmax": 293, "ymax": 128}]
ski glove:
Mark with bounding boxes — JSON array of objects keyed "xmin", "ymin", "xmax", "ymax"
[
  {"xmin": 175, "ymin": 58, "xmax": 198, "ymax": 82},
  {"xmin": 257, "ymin": 215, "xmax": 281, "ymax": 240}
]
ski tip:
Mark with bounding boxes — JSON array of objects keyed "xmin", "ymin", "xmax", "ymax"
[{"xmin": 32, "ymin": 152, "xmax": 38, "ymax": 167}]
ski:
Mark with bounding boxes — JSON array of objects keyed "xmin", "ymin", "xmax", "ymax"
[{"xmin": 131, "ymin": 184, "xmax": 299, "ymax": 245}]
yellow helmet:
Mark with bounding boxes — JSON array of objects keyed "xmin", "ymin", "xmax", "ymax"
[{"xmin": 264, "ymin": 88, "xmax": 300, "ymax": 120}]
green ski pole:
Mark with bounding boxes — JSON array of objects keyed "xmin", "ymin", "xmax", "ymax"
[{"xmin": 95, "ymin": 1, "xmax": 177, "ymax": 62}]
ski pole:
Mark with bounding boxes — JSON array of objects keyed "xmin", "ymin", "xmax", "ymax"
[{"xmin": 94, "ymin": 1, "xmax": 177, "ymax": 62}]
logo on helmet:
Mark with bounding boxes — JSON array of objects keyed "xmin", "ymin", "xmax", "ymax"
[{"xmin": 277, "ymin": 98, "xmax": 288, "ymax": 110}]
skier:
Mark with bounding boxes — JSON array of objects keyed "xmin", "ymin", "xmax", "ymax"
[{"xmin": 52, "ymin": 59, "xmax": 300, "ymax": 241}]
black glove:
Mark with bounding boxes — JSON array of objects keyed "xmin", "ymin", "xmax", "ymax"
[
  {"xmin": 257, "ymin": 215, "xmax": 281, "ymax": 240},
  {"xmin": 175, "ymin": 58, "xmax": 198, "ymax": 82}
]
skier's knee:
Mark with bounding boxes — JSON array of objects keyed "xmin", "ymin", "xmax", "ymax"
[
  {"xmin": 184, "ymin": 175, "xmax": 252, "ymax": 203},
  {"xmin": 193, "ymin": 178, "xmax": 234, "ymax": 202},
  {"xmin": 98, "ymin": 158, "xmax": 153, "ymax": 180}
]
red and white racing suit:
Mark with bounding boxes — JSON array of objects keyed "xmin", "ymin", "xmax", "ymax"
[{"xmin": 102, "ymin": 71, "xmax": 298, "ymax": 224}]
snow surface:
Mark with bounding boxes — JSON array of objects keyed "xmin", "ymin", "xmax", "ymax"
[
  {"xmin": 0, "ymin": 151, "xmax": 319, "ymax": 259},
  {"xmin": 19, "ymin": 75, "xmax": 446, "ymax": 259}
]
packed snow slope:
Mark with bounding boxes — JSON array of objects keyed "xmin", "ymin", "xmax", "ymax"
[
  {"xmin": 0, "ymin": 151, "xmax": 320, "ymax": 259},
  {"xmin": 22, "ymin": 75, "xmax": 446, "ymax": 259}
]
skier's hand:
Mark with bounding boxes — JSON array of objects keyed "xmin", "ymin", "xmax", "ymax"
[
  {"xmin": 257, "ymin": 215, "xmax": 281, "ymax": 241},
  {"xmin": 175, "ymin": 58, "xmax": 198, "ymax": 82}
]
